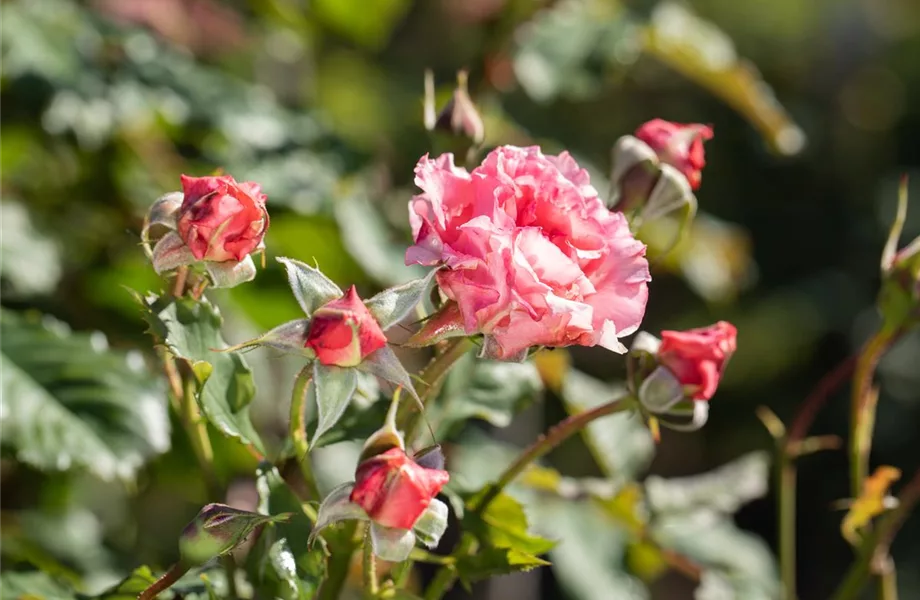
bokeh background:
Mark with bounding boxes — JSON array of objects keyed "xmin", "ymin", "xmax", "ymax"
[{"xmin": 2, "ymin": 0, "xmax": 920, "ymax": 598}]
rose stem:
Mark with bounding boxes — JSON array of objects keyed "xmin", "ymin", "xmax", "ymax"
[
  {"xmin": 402, "ymin": 337, "xmax": 474, "ymax": 442},
  {"xmin": 137, "ymin": 562, "xmax": 190, "ymax": 600},
  {"xmin": 290, "ymin": 365, "xmax": 321, "ymax": 517}
]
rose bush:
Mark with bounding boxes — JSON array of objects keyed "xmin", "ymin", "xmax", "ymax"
[{"xmin": 406, "ymin": 146, "xmax": 651, "ymax": 359}]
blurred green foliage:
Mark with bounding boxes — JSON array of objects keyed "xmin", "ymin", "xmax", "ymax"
[{"xmin": 2, "ymin": 0, "xmax": 920, "ymax": 598}]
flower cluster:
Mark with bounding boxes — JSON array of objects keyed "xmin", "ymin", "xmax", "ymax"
[{"xmin": 143, "ymin": 118, "xmax": 738, "ymax": 562}]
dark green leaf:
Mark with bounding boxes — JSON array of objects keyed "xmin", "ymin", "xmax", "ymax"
[
  {"xmin": 0, "ymin": 310, "xmax": 169, "ymax": 481},
  {"xmin": 429, "ymin": 353, "xmax": 543, "ymax": 437},
  {"xmin": 136, "ymin": 295, "xmax": 265, "ymax": 454},
  {"xmin": 455, "ymin": 547, "xmax": 549, "ymax": 587}
]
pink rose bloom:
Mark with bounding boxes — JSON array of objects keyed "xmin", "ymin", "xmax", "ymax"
[
  {"xmin": 635, "ymin": 119, "xmax": 713, "ymax": 190},
  {"xmin": 405, "ymin": 146, "xmax": 650, "ymax": 359},
  {"xmin": 306, "ymin": 286, "xmax": 388, "ymax": 368},
  {"xmin": 176, "ymin": 174, "xmax": 268, "ymax": 262},
  {"xmin": 350, "ymin": 448, "xmax": 451, "ymax": 530},
  {"xmin": 658, "ymin": 321, "xmax": 737, "ymax": 401}
]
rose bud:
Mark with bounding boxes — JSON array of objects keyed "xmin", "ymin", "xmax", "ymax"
[
  {"xmin": 176, "ymin": 174, "xmax": 268, "ymax": 263},
  {"xmin": 424, "ymin": 69, "xmax": 485, "ymax": 160},
  {"xmin": 657, "ymin": 321, "xmax": 737, "ymax": 402},
  {"xmin": 635, "ymin": 119, "xmax": 713, "ymax": 190},
  {"xmin": 350, "ymin": 447, "xmax": 450, "ymax": 530},
  {"xmin": 178, "ymin": 503, "xmax": 290, "ymax": 566},
  {"xmin": 305, "ymin": 286, "xmax": 388, "ymax": 368}
]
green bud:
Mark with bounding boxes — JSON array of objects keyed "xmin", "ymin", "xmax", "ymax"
[{"xmin": 178, "ymin": 503, "xmax": 291, "ymax": 566}]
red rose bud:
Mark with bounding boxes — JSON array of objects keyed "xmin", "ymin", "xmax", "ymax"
[
  {"xmin": 635, "ymin": 119, "xmax": 713, "ymax": 190},
  {"xmin": 176, "ymin": 174, "xmax": 268, "ymax": 262},
  {"xmin": 658, "ymin": 321, "xmax": 737, "ymax": 401},
  {"xmin": 350, "ymin": 447, "xmax": 450, "ymax": 530},
  {"xmin": 305, "ymin": 286, "xmax": 388, "ymax": 367}
]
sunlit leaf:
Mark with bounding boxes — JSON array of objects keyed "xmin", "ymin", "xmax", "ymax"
[
  {"xmin": 0, "ymin": 310, "xmax": 169, "ymax": 481},
  {"xmin": 841, "ymin": 465, "xmax": 901, "ymax": 544},
  {"xmin": 464, "ymin": 487, "xmax": 556, "ymax": 556},
  {"xmin": 455, "ymin": 546, "xmax": 550, "ymax": 588}
]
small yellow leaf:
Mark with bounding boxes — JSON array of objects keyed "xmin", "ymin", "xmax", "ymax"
[{"xmin": 841, "ymin": 466, "xmax": 901, "ymax": 544}]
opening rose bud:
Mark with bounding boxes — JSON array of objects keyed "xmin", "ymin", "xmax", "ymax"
[
  {"xmin": 305, "ymin": 286, "xmax": 388, "ymax": 368},
  {"xmin": 658, "ymin": 321, "xmax": 737, "ymax": 401},
  {"xmin": 350, "ymin": 447, "xmax": 450, "ymax": 530},
  {"xmin": 635, "ymin": 119, "xmax": 713, "ymax": 190},
  {"xmin": 176, "ymin": 174, "xmax": 268, "ymax": 263}
]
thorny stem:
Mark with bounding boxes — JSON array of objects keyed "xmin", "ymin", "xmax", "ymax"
[
  {"xmin": 764, "ymin": 354, "xmax": 857, "ymax": 600},
  {"xmin": 472, "ymin": 395, "xmax": 631, "ymax": 512},
  {"xmin": 180, "ymin": 376, "xmax": 219, "ymax": 495},
  {"xmin": 876, "ymin": 556, "xmax": 898, "ymax": 600},
  {"xmin": 362, "ymin": 525, "xmax": 379, "ymax": 597},
  {"xmin": 137, "ymin": 562, "xmax": 190, "ymax": 600},
  {"xmin": 402, "ymin": 337, "xmax": 474, "ymax": 441},
  {"xmin": 832, "ymin": 469, "xmax": 920, "ymax": 600},
  {"xmin": 317, "ymin": 522, "xmax": 359, "ymax": 600},
  {"xmin": 290, "ymin": 365, "xmax": 321, "ymax": 513}
]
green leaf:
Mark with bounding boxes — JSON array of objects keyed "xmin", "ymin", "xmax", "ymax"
[
  {"xmin": 137, "ymin": 295, "xmax": 265, "ymax": 454},
  {"xmin": 559, "ymin": 370, "xmax": 653, "ymax": 479},
  {"xmin": 0, "ymin": 201, "xmax": 61, "ymax": 296},
  {"xmin": 429, "ymin": 353, "xmax": 543, "ymax": 437},
  {"xmin": 530, "ymin": 497, "xmax": 649, "ymax": 600},
  {"xmin": 455, "ymin": 547, "xmax": 550, "ymax": 587},
  {"xmin": 464, "ymin": 488, "xmax": 555, "ymax": 556},
  {"xmin": 93, "ymin": 566, "xmax": 158, "ymax": 598},
  {"xmin": 0, "ymin": 310, "xmax": 169, "ymax": 481},
  {"xmin": 652, "ymin": 511, "xmax": 778, "ymax": 599},
  {"xmin": 645, "ymin": 451, "xmax": 770, "ymax": 514},
  {"xmin": 248, "ymin": 464, "xmax": 326, "ymax": 600},
  {"xmin": 311, "ymin": 363, "xmax": 358, "ymax": 444},
  {"xmin": 0, "ymin": 571, "xmax": 75, "ymax": 600},
  {"xmin": 647, "ymin": 453, "xmax": 778, "ymax": 598}
]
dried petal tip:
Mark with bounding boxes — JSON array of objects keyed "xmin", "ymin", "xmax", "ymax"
[{"xmin": 178, "ymin": 503, "xmax": 290, "ymax": 566}]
